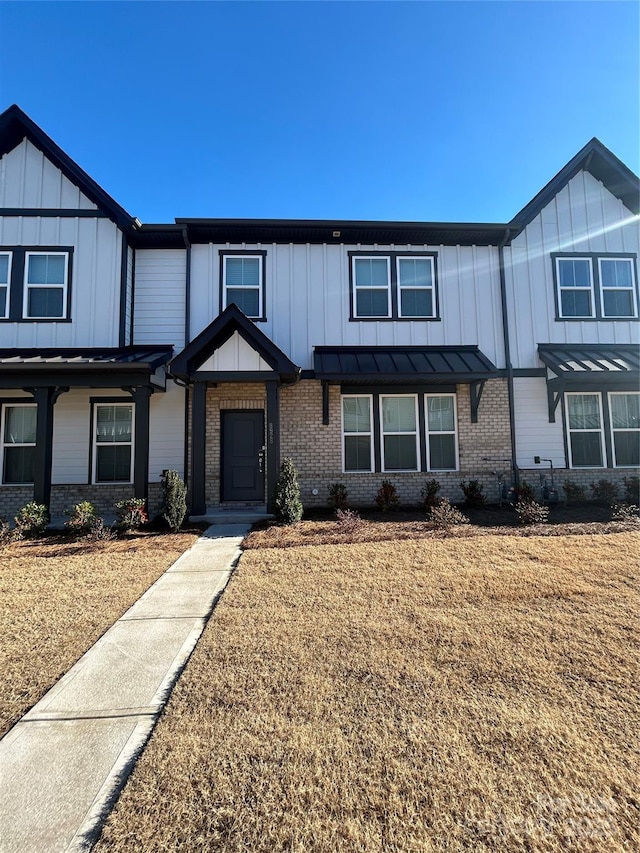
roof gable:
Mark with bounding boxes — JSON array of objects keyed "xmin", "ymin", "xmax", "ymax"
[
  {"xmin": 0, "ymin": 105, "xmax": 136, "ymax": 231},
  {"xmin": 510, "ymin": 138, "xmax": 640, "ymax": 238}
]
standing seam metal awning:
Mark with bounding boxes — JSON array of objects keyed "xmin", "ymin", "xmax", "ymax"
[{"xmin": 314, "ymin": 346, "xmax": 498, "ymax": 382}]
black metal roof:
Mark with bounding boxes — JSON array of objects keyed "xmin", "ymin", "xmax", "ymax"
[
  {"xmin": 538, "ymin": 344, "xmax": 640, "ymax": 377},
  {"xmin": 0, "ymin": 346, "xmax": 173, "ymax": 372},
  {"xmin": 314, "ymin": 346, "xmax": 498, "ymax": 382}
]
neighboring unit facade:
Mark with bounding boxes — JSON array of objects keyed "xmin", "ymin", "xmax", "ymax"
[{"xmin": 0, "ymin": 105, "xmax": 638, "ymax": 518}]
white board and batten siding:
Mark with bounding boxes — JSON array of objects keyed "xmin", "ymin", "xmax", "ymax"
[
  {"xmin": 505, "ymin": 170, "xmax": 640, "ymax": 370},
  {"xmin": 196, "ymin": 331, "xmax": 271, "ymax": 372},
  {"xmin": 0, "ymin": 139, "xmax": 124, "ymax": 349},
  {"xmin": 189, "ymin": 242, "xmax": 505, "ymax": 369},
  {"xmin": 513, "ymin": 377, "xmax": 566, "ymax": 469},
  {"xmin": 133, "ymin": 249, "xmax": 187, "ymax": 351}
]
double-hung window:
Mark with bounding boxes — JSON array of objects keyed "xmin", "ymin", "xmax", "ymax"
[
  {"xmin": 610, "ymin": 392, "xmax": 640, "ymax": 467},
  {"xmin": 350, "ymin": 252, "xmax": 438, "ymax": 320},
  {"xmin": 93, "ymin": 404, "xmax": 134, "ymax": 483},
  {"xmin": 1, "ymin": 404, "xmax": 36, "ymax": 484},
  {"xmin": 342, "ymin": 396, "xmax": 373, "ymax": 472},
  {"xmin": 381, "ymin": 395, "xmax": 419, "ymax": 471},
  {"xmin": 24, "ymin": 252, "xmax": 69, "ymax": 319},
  {"xmin": 425, "ymin": 394, "xmax": 458, "ymax": 470},
  {"xmin": 0, "ymin": 253, "xmax": 11, "ymax": 319},
  {"xmin": 221, "ymin": 253, "xmax": 265, "ymax": 320},
  {"xmin": 565, "ymin": 393, "xmax": 605, "ymax": 468},
  {"xmin": 554, "ymin": 254, "xmax": 638, "ymax": 320}
]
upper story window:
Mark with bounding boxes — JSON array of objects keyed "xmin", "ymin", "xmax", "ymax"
[
  {"xmin": 0, "ymin": 247, "xmax": 72, "ymax": 322},
  {"xmin": 554, "ymin": 254, "xmax": 638, "ymax": 320},
  {"xmin": 220, "ymin": 251, "xmax": 266, "ymax": 321},
  {"xmin": 350, "ymin": 252, "xmax": 438, "ymax": 321}
]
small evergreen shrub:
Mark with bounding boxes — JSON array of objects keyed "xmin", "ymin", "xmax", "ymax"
[
  {"xmin": 590, "ymin": 479, "xmax": 618, "ymax": 505},
  {"xmin": 563, "ymin": 480, "xmax": 587, "ymax": 504},
  {"xmin": 374, "ymin": 480, "xmax": 399, "ymax": 512},
  {"xmin": 421, "ymin": 479, "xmax": 441, "ymax": 511},
  {"xmin": 335, "ymin": 508, "xmax": 364, "ymax": 534},
  {"xmin": 515, "ymin": 499, "xmax": 549, "ymax": 525},
  {"xmin": 429, "ymin": 499, "xmax": 469, "ymax": 531},
  {"xmin": 161, "ymin": 470, "xmax": 187, "ymax": 532},
  {"xmin": 623, "ymin": 476, "xmax": 640, "ymax": 505},
  {"xmin": 328, "ymin": 483, "xmax": 349, "ymax": 512},
  {"xmin": 115, "ymin": 497, "xmax": 148, "ymax": 531},
  {"xmin": 459, "ymin": 479, "xmax": 486, "ymax": 507},
  {"xmin": 65, "ymin": 501, "xmax": 98, "ymax": 535},
  {"xmin": 274, "ymin": 458, "xmax": 303, "ymax": 524},
  {"xmin": 14, "ymin": 502, "xmax": 49, "ymax": 538},
  {"xmin": 611, "ymin": 503, "xmax": 640, "ymax": 522}
]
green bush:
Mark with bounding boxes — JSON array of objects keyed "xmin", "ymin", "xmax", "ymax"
[
  {"xmin": 590, "ymin": 479, "xmax": 618, "ymax": 505},
  {"xmin": 421, "ymin": 479, "xmax": 441, "ymax": 511},
  {"xmin": 161, "ymin": 470, "xmax": 187, "ymax": 532},
  {"xmin": 623, "ymin": 476, "xmax": 640, "ymax": 505},
  {"xmin": 374, "ymin": 480, "xmax": 399, "ymax": 512},
  {"xmin": 65, "ymin": 500, "xmax": 98, "ymax": 534},
  {"xmin": 115, "ymin": 497, "xmax": 148, "ymax": 531},
  {"xmin": 429, "ymin": 499, "xmax": 469, "ymax": 532},
  {"xmin": 515, "ymin": 499, "xmax": 549, "ymax": 525},
  {"xmin": 14, "ymin": 502, "xmax": 49, "ymax": 538},
  {"xmin": 274, "ymin": 458, "xmax": 303, "ymax": 524},
  {"xmin": 459, "ymin": 479, "xmax": 486, "ymax": 507},
  {"xmin": 563, "ymin": 480, "xmax": 587, "ymax": 504},
  {"xmin": 328, "ymin": 483, "xmax": 349, "ymax": 512}
]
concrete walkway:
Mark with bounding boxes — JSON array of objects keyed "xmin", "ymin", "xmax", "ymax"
[{"xmin": 0, "ymin": 523, "xmax": 248, "ymax": 853}]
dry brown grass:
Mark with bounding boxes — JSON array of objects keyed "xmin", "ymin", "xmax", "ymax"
[
  {"xmin": 96, "ymin": 531, "xmax": 640, "ymax": 853},
  {"xmin": 0, "ymin": 530, "xmax": 199, "ymax": 737}
]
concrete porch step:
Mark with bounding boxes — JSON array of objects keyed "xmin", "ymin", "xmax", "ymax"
[{"xmin": 189, "ymin": 506, "xmax": 274, "ymax": 525}]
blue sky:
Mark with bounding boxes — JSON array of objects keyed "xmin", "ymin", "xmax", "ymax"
[{"xmin": 0, "ymin": 1, "xmax": 638, "ymax": 224}]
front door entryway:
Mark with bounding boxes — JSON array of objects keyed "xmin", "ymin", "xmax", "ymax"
[{"xmin": 220, "ymin": 410, "xmax": 265, "ymax": 502}]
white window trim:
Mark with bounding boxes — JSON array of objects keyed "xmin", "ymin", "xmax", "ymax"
[
  {"xmin": 598, "ymin": 257, "xmax": 638, "ymax": 319},
  {"xmin": 222, "ymin": 254, "xmax": 263, "ymax": 319},
  {"xmin": 0, "ymin": 403, "xmax": 37, "ymax": 485},
  {"xmin": 396, "ymin": 256, "xmax": 436, "ymax": 319},
  {"xmin": 0, "ymin": 251, "xmax": 13, "ymax": 320},
  {"xmin": 608, "ymin": 391, "xmax": 640, "ymax": 468},
  {"xmin": 23, "ymin": 251, "xmax": 69, "ymax": 320},
  {"xmin": 380, "ymin": 393, "xmax": 420, "ymax": 473},
  {"xmin": 341, "ymin": 394, "xmax": 374, "ymax": 473},
  {"xmin": 424, "ymin": 393, "xmax": 459, "ymax": 471},
  {"xmin": 556, "ymin": 257, "xmax": 595, "ymax": 319},
  {"xmin": 352, "ymin": 256, "xmax": 392, "ymax": 319},
  {"xmin": 565, "ymin": 392, "xmax": 605, "ymax": 469},
  {"xmin": 92, "ymin": 402, "xmax": 135, "ymax": 485}
]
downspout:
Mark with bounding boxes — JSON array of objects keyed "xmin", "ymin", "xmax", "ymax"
[
  {"xmin": 181, "ymin": 226, "xmax": 192, "ymax": 492},
  {"xmin": 498, "ymin": 228, "xmax": 519, "ymax": 486}
]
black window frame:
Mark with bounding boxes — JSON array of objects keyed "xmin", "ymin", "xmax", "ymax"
[
  {"xmin": 561, "ymin": 389, "xmax": 640, "ymax": 469},
  {"xmin": 552, "ymin": 252, "xmax": 639, "ymax": 321},
  {"xmin": 219, "ymin": 250, "xmax": 267, "ymax": 322},
  {"xmin": 0, "ymin": 400, "xmax": 37, "ymax": 484},
  {"xmin": 348, "ymin": 251, "xmax": 440, "ymax": 322},
  {"xmin": 0, "ymin": 246, "xmax": 73, "ymax": 323}
]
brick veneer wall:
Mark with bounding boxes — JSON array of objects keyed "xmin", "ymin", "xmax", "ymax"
[
  {"xmin": 280, "ymin": 378, "xmax": 513, "ymax": 508},
  {"xmin": 518, "ymin": 467, "xmax": 639, "ymax": 503},
  {"xmin": 0, "ymin": 483, "xmax": 164, "ymax": 522}
]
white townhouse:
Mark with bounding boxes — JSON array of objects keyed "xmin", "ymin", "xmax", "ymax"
[{"xmin": 0, "ymin": 105, "xmax": 637, "ymax": 518}]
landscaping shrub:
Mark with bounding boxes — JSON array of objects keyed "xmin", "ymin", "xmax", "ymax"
[
  {"xmin": 611, "ymin": 503, "xmax": 640, "ymax": 522},
  {"xmin": 115, "ymin": 497, "xmax": 148, "ymax": 531},
  {"xmin": 0, "ymin": 518, "xmax": 14, "ymax": 548},
  {"xmin": 274, "ymin": 458, "xmax": 303, "ymax": 524},
  {"xmin": 87, "ymin": 518, "xmax": 117, "ymax": 542},
  {"xmin": 429, "ymin": 498, "xmax": 469, "ymax": 532},
  {"xmin": 515, "ymin": 499, "xmax": 549, "ymax": 525},
  {"xmin": 420, "ymin": 479, "xmax": 441, "ymax": 511},
  {"xmin": 374, "ymin": 480, "xmax": 400, "ymax": 512},
  {"xmin": 65, "ymin": 501, "xmax": 98, "ymax": 535},
  {"xmin": 513, "ymin": 480, "xmax": 535, "ymax": 502},
  {"xmin": 335, "ymin": 508, "xmax": 364, "ymax": 534},
  {"xmin": 623, "ymin": 476, "xmax": 640, "ymax": 504},
  {"xmin": 14, "ymin": 502, "xmax": 49, "ymax": 538},
  {"xmin": 459, "ymin": 479, "xmax": 486, "ymax": 507},
  {"xmin": 161, "ymin": 470, "xmax": 187, "ymax": 532},
  {"xmin": 563, "ymin": 480, "xmax": 587, "ymax": 504},
  {"xmin": 328, "ymin": 483, "xmax": 349, "ymax": 512},
  {"xmin": 590, "ymin": 478, "xmax": 618, "ymax": 505}
]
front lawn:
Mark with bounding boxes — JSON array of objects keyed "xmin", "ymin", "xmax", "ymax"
[
  {"xmin": 95, "ymin": 530, "xmax": 639, "ymax": 852},
  {"xmin": 0, "ymin": 530, "xmax": 200, "ymax": 738}
]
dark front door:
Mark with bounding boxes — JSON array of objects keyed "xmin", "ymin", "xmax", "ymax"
[{"xmin": 221, "ymin": 410, "xmax": 265, "ymax": 502}]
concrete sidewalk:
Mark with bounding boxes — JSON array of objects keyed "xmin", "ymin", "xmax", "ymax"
[{"xmin": 0, "ymin": 523, "xmax": 248, "ymax": 853}]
